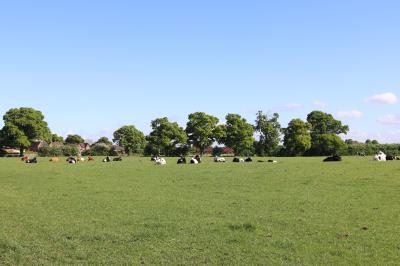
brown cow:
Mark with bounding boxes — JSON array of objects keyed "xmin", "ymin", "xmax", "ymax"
[
  {"xmin": 49, "ymin": 157, "xmax": 60, "ymax": 162},
  {"xmin": 87, "ymin": 156, "xmax": 95, "ymax": 161}
]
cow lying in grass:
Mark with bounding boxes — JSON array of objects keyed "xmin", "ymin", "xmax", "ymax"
[
  {"xmin": 214, "ymin": 156, "xmax": 226, "ymax": 163},
  {"xmin": 194, "ymin": 155, "xmax": 201, "ymax": 163},
  {"xmin": 374, "ymin": 151, "xmax": 386, "ymax": 161},
  {"xmin": 177, "ymin": 157, "xmax": 186, "ymax": 164},
  {"xmin": 190, "ymin": 158, "xmax": 199, "ymax": 164},
  {"xmin": 102, "ymin": 156, "xmax": 111, "ymax": 163},
  {"xmin": 155, "ymin": 157, "xmax": 167, "ymax": 165},
  {"xmin": 233, "ymin": 158, "xmax": 244, "ymax": 163},
  {"xmin": 67, "ymin": 157, "xmax": 76, "ymax": 164},
  {"xmin": 26, "ymin": 157, "xmax": 37, "ymax": 164},
  {"xmin": 323, "ymin": 155, "xmax": 342, "ymax": 162},
  {"xmin": 49, "ymin": 157, "xmax": 59, "ymax": 162}
]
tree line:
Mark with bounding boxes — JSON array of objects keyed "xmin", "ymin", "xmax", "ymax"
[{"xmin": 0, "ymin": 107, "xmax": 398, "ymax": 157}]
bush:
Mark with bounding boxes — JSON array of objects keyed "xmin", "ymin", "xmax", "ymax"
[
  {"xmin": 82, "ymin": 143, "xmax": 112, "ymax": 156},
  {"xmin": 62, "ymin": 145, "xmax": 80, "ymax": 156},
  {"xmin": 38, "ymin": 144, "xmax": 79, "ymax": 157},
  {"xmin": 38, "ymin": 146, "xmax": 63, "ymax": 157},
  {"xmin": 144, "ymin": 143, "xmax": 159, "ymax": 156}
]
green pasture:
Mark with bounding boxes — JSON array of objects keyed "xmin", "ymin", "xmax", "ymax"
[{"xmin": 0, "ymin": 156, "xmax": 399, "ymax": 265}]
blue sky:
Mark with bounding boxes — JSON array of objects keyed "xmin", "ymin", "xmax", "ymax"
[{"xmin": 0, "ymin": 0, "xmax": 399, "ymax": 142}]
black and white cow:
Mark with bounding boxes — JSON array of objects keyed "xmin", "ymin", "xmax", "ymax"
[
  {"xmin": 214, "ymin": 156, "xmax": 226, "ymax": 162},
  {"xmin": 374, "ymin": 151, "xmax": 386, "ymax": 161},
  {"xmin": 26, "ymin": 157, "xmax": 38, "ymax": 164},
  {"xmin": 190, "ymin": 158, "xmax": 199, "ymax": 164},
  {"xmin": 194, "ymin": 155, "xmax": 201, "ymax": 163},
  {"xmin": 177, "ymin": 157, "xmax": 187, "ymax": 164}
]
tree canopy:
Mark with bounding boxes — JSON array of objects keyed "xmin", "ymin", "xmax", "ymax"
[
  {"xmin": 254, "ymin": 111, "xmax": 281, "ymax": 156},
  {"xmin": 218, "ymin": 114, "xmax": 254, "ymax": 156},
  {"xmin": 51, "ymin": 133, "xmax": 64, "ymax": 143},
  {"xmin": 283, "ymin": 119, "xmax": 312, "ymax": 156},
  {"xmin": 186, "ymin": 112, "xmax": 219, "ymax": 155},
  {"xmin": 306, "ymin": 111, "xmax": 348, "ymax": 156},
  {"xmin": 95, "ymin": 136, "xmax": 113, "ymax": 145},
  {"xmin": 307, "ymin": 111, "xmax": 349, "ymax": 136},
  {"xmin": 146, "ymin": 117, "xmax": 187, "ymax": 156},
  {"xmin": 65, "ymin": 134, "xmax": 85, "ymax": 145},
  {"xmin": 113, "ymin": 125, "xmax": 146, "ymax": 155},
  {"xmin": 0, "ymin": 107, "xmax": 51, "ymax": 155}
]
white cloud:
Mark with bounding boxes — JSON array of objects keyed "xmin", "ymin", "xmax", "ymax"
[
  {"xmin": 377, "ymin": 114, "xmax": 400, "ymax": 125},
  {"xmin": 336, "ymin": 110, "xmax": 363, "ymax": 119},
  {"xmin": 345, "ymin": 129, "xmax": 400, "ymax": 143},
  {"xmin": 365, "ymin": 92, "xmax": 398, "ymax": 105},
  {"xmin": 313, "ymin": 100, "xmax": 327, "ymax": 108}
]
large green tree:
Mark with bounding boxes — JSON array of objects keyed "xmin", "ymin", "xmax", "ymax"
[
  {"xmin": 113, "ymin": 125, "xmax": 146, "ymax": 155},
  {"xmin": 283, "ymin": 119, "xmax": 312, "ymax": 156},
  {"xmin": 65, "ymin": 134, "xmax": 85, "ymax": 145},
  {"xmin": 314, "ymin": 134, "xmax": 346, "ymax": 156},
  {"xmin": 218, "ymin": 114, "xmax": 254, "ymax": 156},
  {"xmin": 306, "ymin": 111, "xmax": 349, "ymax": 156},
  {"xmin": 0, "ymin": 107, "xmax": 51, "ymax": 156},
  {"xmin": 146, "ymin": 117, "xmax": 187, "ymax": 156},
  {"xmin": 95, "ymin": 136, "xmax": 113, "ymax": 145},
  {"xmin": 186, "ymin": 112, "xmax": 219, "ymax": 155},
  {"xmin": 51, "ymin": 133, "xmax": 64, "ymax": 143},
  {"xmin": 307, "ymin": 111, "xmax": 349, "ymax": 136},
  {"xmin": 254, "ymin": 111, "xmax": 281, "ymax": 156}
]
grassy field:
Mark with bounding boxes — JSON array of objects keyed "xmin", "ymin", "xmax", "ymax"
[{"xmin": 1, "ymin": 156, "xmax": 400, "ymax": 265}]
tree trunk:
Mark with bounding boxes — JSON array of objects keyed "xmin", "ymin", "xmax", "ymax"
[{"xmin": 19, "ymin": 146, "xmax": 24, "ymax": 157}]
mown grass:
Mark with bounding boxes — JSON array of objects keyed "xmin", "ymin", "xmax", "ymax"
[{"xmin": 1, "ymin": 156, "xmax": 400, "ymax": 265}]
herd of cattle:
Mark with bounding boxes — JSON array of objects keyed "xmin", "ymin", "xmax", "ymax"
[
  {"xmin": 21, "ymin": 155, "xmax": 123, "ymax": 164},
  {"xmin": 150, "ymin": 155, "xmax": 279, "ymax": 165},
  {"xmin": 18, "ymin": 151, "xmax": 400, "ymax": 165}
]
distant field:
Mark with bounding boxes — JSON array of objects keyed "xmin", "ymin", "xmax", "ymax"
[{"xmin": 1, "ymin": 156, "xmax": 400, "ymax": 265}]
